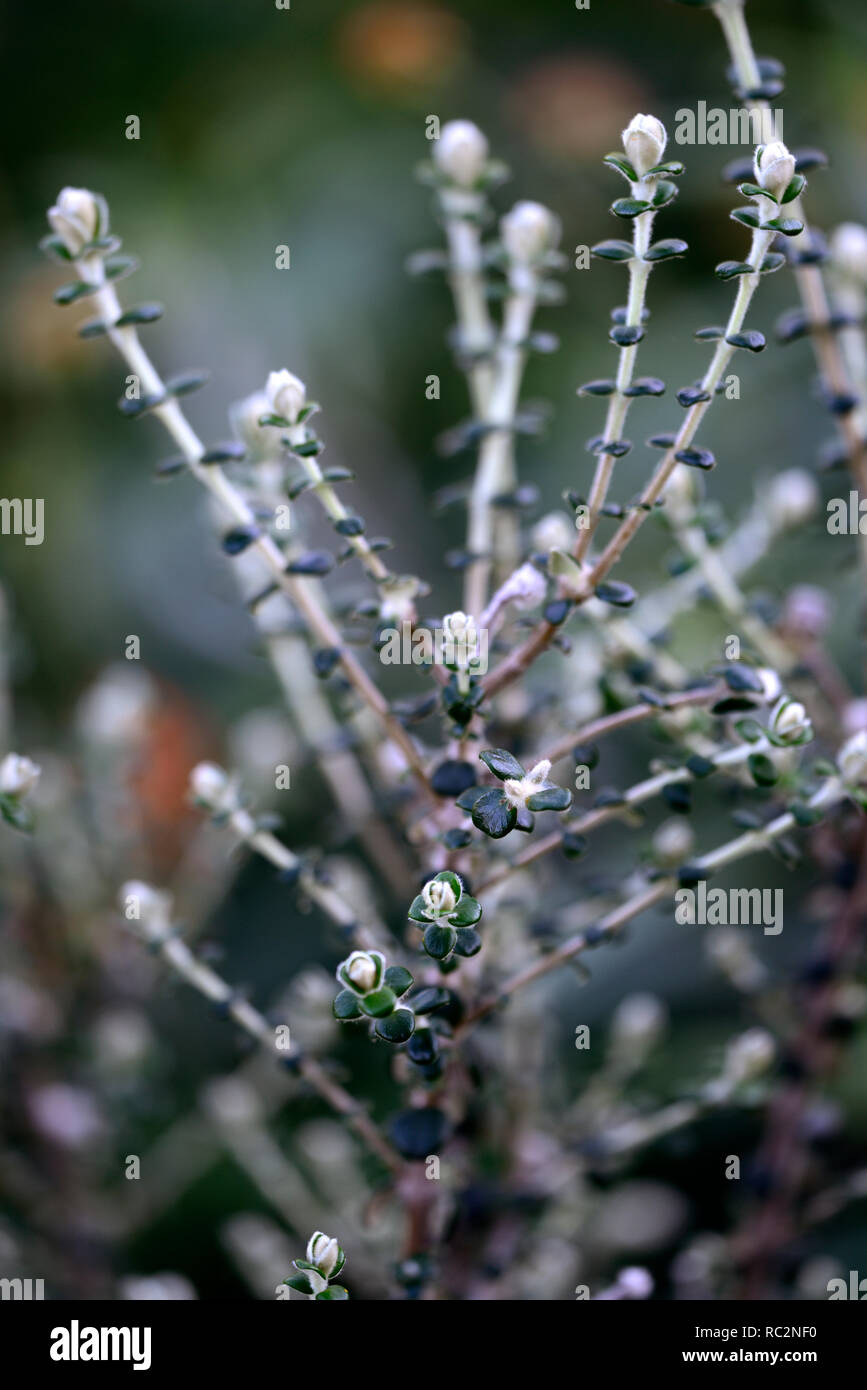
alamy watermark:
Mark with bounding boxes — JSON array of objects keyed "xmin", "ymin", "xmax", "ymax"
[
  {"xmin": 0, "ymin": 498, "xmax": 44, "ymax": 546},
  {"xmin": 673, "ymin": 104, "xmax": 782, "ymax": 147},
  {"xmin": 675, "ymin": 881, "xmax": 783, "ymax": 936}
]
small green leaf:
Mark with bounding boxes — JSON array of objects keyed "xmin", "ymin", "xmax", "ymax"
[
  {"xmin": 315, "ymin": 1286, "xmax": 349, "ymax": 1300},
  {"xmin": 358, "ymin": 986, "xmax": 398, "ymax": 1019},
  {"xmin": 647, "ymin": 160, "xmax": 685, "ymax": 177},
  {"xmin": 479, "ymin": 748, "xmax": 525, "ymax": 780},
  {"xmin": 433, "ymin": 869, "xmax": 463, "ymax": 898},
  {"xmin": 715, "ymin": 260, "xmax": 753, "ymax": 280},
  {"xmin": 53, "ymin": 281, "xmax": 96, "ymax": 305},
  {"xmin": 651, "ymin": 180, "xmax": 678, "ymax": 208},
  {"xmin": 333, "ymin": 989, "xmax": 363, "ymax": 1021},
  {"xmin": 726, "ymin": 330, "xmax": 766, "ymax": 352},
  {"xmin": 594, "ymin": 580, "xmax": 636, "ymax": 608},
  {"xmin": 526, "ymin": 785, "xmax": 573, "ymax": 812},
  {"xmin": 408, "ymin": 894, "xmax": 430, "ymax": 923},
  {"xmin": 737, "ymin": 182, "xmax": 772, "ymax": 201},
  {"xmin": 759, "ymin": 252, "xmax": 786, "ymax": 275},
  {"xmin": 644, "ymin": 238, "xmax": 688, "ymax": 262},
  {"xmin": 730, "ymin": 206, "xmax": 760, "ymax": 228},
  {"xmin": 763, "ymin": 217, "xmax": 803, "ymax": 236},
  {"xmin": 603, "ymin": 153, "xmax": 638, "ymax": 180},
  {"xmin": 0, "ymin": 794, "xmax": 34, "ymax": 833},
  {"xmin": 471, "ymin": 788, "xmax": 518, "ymax": 839},
  {"xmin": 591, "ymin": 239, "xmax": 634, "ymax": 261},
  {"xmin": 611, "ymin": 197, "xmax": 652, "ymax": 218},
  {"xmin": 450, "ymin": 894, "xmax": 482, "ymax": 927},
  {"xmin": 453, "ymin": 928, "xmax": 482, "ymax": 958},
  {"xmin": 284, "ymin": 1273, "xmax": 315, "ymax": 1295},
  {"xmin": 375, "ymin": 1008, "xmax": 415, "ymax": 1044},
  {"xmin": 780, "ymin": 173, "xmax": 806, "ymax": 204},
  {"xmin": 384, "ymin": 965, "xmax": 414, "ymax": 997},
  {"xmin": 454, "ymin": 785, "xmax": 486, "ymax": 811},
  {"xmin": 423, "ymin": 923, "xmax": 457, "ymax": 961}
]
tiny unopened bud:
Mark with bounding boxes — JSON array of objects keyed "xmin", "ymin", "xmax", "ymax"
[
  {"xmin": 755, "ymin": 668, "xmax": 783, "ymax": 705},
  {"xmin": 265, "ymin": 369, "xmax": 306, "ymax": 425},
  {"xmin": 768, "ymin": 469, "xmax": 819, "ymax": 528},
  {"xmin": 0, "ymin": 753, "xmax": 41, "ymax": 798},
  {"xmin": 47, "ymin": 186, "xmax": 106, "ymax": 258},
  {"xmin": 724, "ymin": 1027, "xmax": 775, "ymax": 1085},
  {"xmin": 422, "ymin": 878, "xmax": 457, "ymax": 917},
  {"xmin": 652, "ymin": 818, "xmax": 694, "ymax": 866},
  {"xmin": 442, "ymin": 610, "xmax": 478, "ymax": 664},
  {"xmin": 754, "ymin": 141, "xmax": 796, "ymax": 201},
  {"xmin": 532, "ymin": 511, "xmax": 574, "ymax": 554},
  {"xmin": 837, "ymin": 730, "xmax": 867, "ymax": 788},
  {"xmin": 501, "ymin": 201, "xmax": 560, "ymax": 265},
  {"xmin": 831, "ymin": 222, "xmax": 867, "ymax": 284},
  {"xmin": 344, "ymin": 951, "xmax": 378, "ymax": 993},
  {"xmin": 434, "ymin": 120, "xmax": 489, "ymax": 187},
  {"xmin": 770, "ymin": 696, "xmax": 811, "ymax": 745},
  {"xmin": 307, "ymin": 1232, "xmax": 340, "ymax": 1278},
  {"xmin": 622, "ymin": 113, "xmax": 667, "ymax": 179},
  {"xmin": 189, "ymin": 761, "xmax": 230, "ymax": 808}
]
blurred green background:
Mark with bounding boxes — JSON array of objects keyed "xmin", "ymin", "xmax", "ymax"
[{"xmin": 2, "ymin": 0, "xmax": 867, "ymax": 1299}]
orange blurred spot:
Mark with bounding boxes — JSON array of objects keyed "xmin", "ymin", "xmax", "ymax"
[
  {"xmin": 507, "ymin": 56, "xmax": 650, "ymax": 163},
  {"xmin": 337, "ymin": 1, "xmax": 466, "ymax": 91}
]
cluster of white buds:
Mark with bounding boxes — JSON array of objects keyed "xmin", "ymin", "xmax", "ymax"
[
  {"xmin": 46, "ymin": 186, "xmax": 108, "ymax": 259},
  {"xmin": 723, "ymin": 1027, "xmax": 776, "ymax": 1087},
  {"xmin": 769, "ymin": 695, "xmax": 812, "ymax": 746},
  {"xmin": 433, "ymin": 120, "xmax": 489, "ymax": 188},
  {"xmin": 188, "ymin": 761, "xmax": 234, "ymax": 814},
  {"xmin": 754, "ymin": 140, "xmax": 796, "ymax": 206},
  {"xmin": 837, "ymin": 730, "xmax": 867, "ymax": 790},
  {"xmin": 621, "ymin": 113, "xmax": 667, "ymax": 180},
  {"xmin": 265, "ymin": 369, "xmax": 306, "ymax": 426},
  {"xmin": 831, "ymin": 222, "xmax": 867, "ymax": 285},
  {"xmin": 0, "ymin": 753, "xmax": 41, "ymax": 799},
  {"xmin": 766, "ymin": 469, "xmax": 819, "ymax": 530}
]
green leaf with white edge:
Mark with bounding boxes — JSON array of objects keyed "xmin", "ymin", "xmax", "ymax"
[
  {"xmin": 53, "ymin": 281, "xmax": 96, "ymax": 305},
  {"xmin": 423, "ymin": 922, "xmax": 457, "ymax": 961},
  {"xmin": 384, "ymin": 965, "xmax": 414, "ymax": 997},
  {"xmin": 611, "ymin": 197, "xmax": 651, "ymax": 218},
  {"xmin": 358, "ymin": 986, "xmax": 398, "ymax": 1019},
  {"xmin": 449, "ymin": 894, "xmax": 482, "ymax": 928},
  {"xmin": 329, "ymin": 1250, "xmax": 346, "ymax": 1279},
  {"xmin": 594, "ymin": 580, "xmax": 637, "ymax": 608},
  {"xmin": 453, "ymin": 928, "xmax": 482, "ymax": 958},
  {"xmin": 748, "ymin": 752, "xmax": 779, "ymax": 787},
  {"xmin": 651, "ymin": 180, "xmax": 678, "ymax": 208},
  {"xmin": 407, "ymin": 894, "xmax": 430, "ymax": 923},
  {"xmin": 602, "ymin": 153, "xmax": 638, "ymax": 181},
  {"xmin": 333, "ymin": 989, "xmax": 363, "ymax": 1020},
  {"xmin": 315, "ymin": 1286, "xmax": 349, "ymax": 1300},
  {"xmin": 715, "ymin": 260, "xmax": 753, "ymax": 280},
  {"xmin": 432, "ymin": 869, "xmax": 463, "ymax": 898},
  {"xmin": 763, "ymin": 217, "xmax": 803, "ymax": 236},
  {"xmin": 479, "ymin": 748, "xmax": 525, "ymax": 780},
  {"xmin": 0, "ymin": 795, "xmax": 34, "ymax": 833},
  {"xmin": 734, "ymin": 717, "xmax": 765, "ymax": 744},
  {"xmin": 644, "ymin": 238, "xmax": 689, "ymax": 262},
  {"xmin": 284, "ymin": 1273, "xmax": 316, "ymax": 1295},
  {"xmin": 760, "ymin": 252, "xmax": 786, "ymax": 274},
  {"xmin": 375, "ymin": 1008, "xmax": 416, "ymax": 1044},
  {"xmin": 780, "ymin": 173, "xmax": 806, "ymax": 204},
  {"xmin": 526, "ymin": 785, "xmax": 573, "ymax": 813},
  {"xmin": 471, "ymin": 788, "xmax": 518, "ymax": 839},
  {"xmin": 737, "ymin": 182, "xmax": 773, "ymax": 201},
  {"xmin": 647, "ymin": 160, "xmax": 685, "ymax": 177},
  {"xmin": 730, "ymin": 206, "xmax": 761, "ymax": 228},
  {"xmin": 591, "ymin": 239, "xmax": 634, "ymax": 261}
]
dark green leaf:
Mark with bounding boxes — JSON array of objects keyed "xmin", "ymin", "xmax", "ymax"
[
  {"xmin": 526, "ymin": 785, "xmax": 572, "ymax": 812},
  {"xmin": 594, "ymin": 580, "xmax": 636, "ymax": 608},
  {"xmin": 384, "ymin": 965, "xmax": 414, "ymax": 997},
  {"xmin": 450, "ymin": 894, "xmax": 482, "ymax": 927},
  {"xmin": 471, "ymin": 788, "xmax": 517, "ymax": 839},
  {"xmin": 591, "ymin": 239, "xmax": 634, "ymax": 261},
  {"xmin": 453, "ymin": 928, "xmax": 482, "ymax": 958},
  {"xmin": 612, "ymin": 197, "xmax": 651, "ymax": 218},
  {"xmin": 644, "ymin": 238, "xmax": 688, "ymax": 262},
  {"xmin": 479, "ymin": 748, "xmax": 525, "ymax": 780},
  {"xmin": 602, "ymin": 153, "xmax": 638, "ymax": 180},
  {"xmin": 333, "ymin": 989, "xmax": 363, "ymax": 1020},
  {"xmin": 423, "ymin": 923, "xmax": 457, "ymax": 961},
  {"xmin": 375, "ymin": 1008, "xmax": 415, "ymax": 1043}
]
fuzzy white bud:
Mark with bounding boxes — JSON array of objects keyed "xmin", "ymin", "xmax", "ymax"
[
  {"xmin": 837, "ymin": 730, "xmax": 867, "ymax": 788},
  {"xmin": 767, "ymin": 469, "xmax": 819, "ymax": 529},
  {"xmin": 344, "ymin": 951, "xmax": 378, "ymax": 993},
  {"xmin": 434, "ymin": 120, "xmax": 489, "ymax": 187},
  {"xmin": 770, "ymin": 696, "xmax": 811, "ymax": 745},
  {"xmin": 189, "ymin": 761, "xmax": 230, "ymax": 808},
  {"xmin": 622, "ymin": 114, "xmax": 667, "ymax": 179},
  {"xmin": 501, "ymin": 201, "xmax": 560, "ymax": 265},
  {"xmin": 611, "ymin": 993, "xmax": 666, "ymax": 1052},
  {"xmin": 532, "ymin": 511, "xmax": 574, "ymax": 554},
  {"xmin": 755, "ymin": 668, "xmax": 783, "ymax": 705},
  {"xmin": 724, "ymin": 1027, "xmax": 775, "ymax": 1085},
  {"xmin": 47, "ymin": 186, "xmax": 105, "ymax": 258},
  {"xmin": 307, "ymin": 1232, "xmax": 340, "ymax": 1278},
  {"xmin": 265, "ymin": 369, "xmax": 306, "ymax": 425},
  {"xmin": 754, "ymin": 141, "xmax": 796, "ymax": 201},
  {"xmin": 651, "ymin": 818, "xmax": 694, "ymax": 866},
  {"xmin": 0, "ymin": 753, "xmax": 41, "ymax": 798},
  {"xmin": 831, "ymin": 223, "xmax": 867, "ymax": 284},
  {"xmin": 422, "ymin": 878, "xmax": 458, "ymax": 917}
]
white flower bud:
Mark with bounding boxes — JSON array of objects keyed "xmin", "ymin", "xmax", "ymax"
[
  {"xmin": 621, "ymin": 113, "xmax": 667, "ymax": 179},
  {"xmin": 265, "ymin": 369, "xmax": 306, "ymax": 425},
  {"xmin": 307, "ymin": 1232, "xmax": 340, "ymax": 1278},
  {"xmin": 724, "ymin": 1027, "xmax": 775, "ymax": 1085},
  {"xmin": 501, "ymin": 201, "xmax": 560, "ymax": 265},
  {"xmin": 651, "ymin": 818, "xmax": 694, "ymax": 866},
  {"xmin": 0, "ymin": 753, "xmax": 41, "ymax": 798},
  {"xmin": 433, "ymin": 120, "xmax": 489, "ymax": 187},
  {"xmin": 831, "ymin": 222, "xmax": 867, "ymax": 284},
  {"xmin": 230, "ymin": 390, "xmax": 277, "ymax": 453},
  {"xmin": 617, "ymin": 1266, "xmax": 654, "ymax": 1300},
  {"xmin": 837, "ymin": 730, "xmax": 867, "ymax": 788},
  {"xmin": 422, "ymin": 878, "xmax": 458, "ymax": 917},
  {"xmin": 532, "ymin": 511, "xmax": 574, "ymax": 554},
  {"xmin": 503, "ymin": 759, "xmax": 553, "ymax": 809},
  {"xmin": 770, "ymin": 696, "xmax": 811, "ymax": 745},
  {"xmin": 47, "ymin": 186, "xmax": 105, "ymax": 258},
  {"xmin": 767, "ymin": 469, "xmax": 819, "ymax": 529},
  {"xmin": 755, "ymin": 668, "xmax": 783, "ymax": 705},
  {"xmin": 754, "ymin": 141, "xmax": 796, "ymax": 201},
  {"xmin": 344, "ymin": 951, "xmax": 378, "ymax": 993},
  {"xmin": 611, "ymin": 993, "xmax": 666, "ymax": 1052},
  {"xmin": 189, "ymin": 761, "xmax": 230, "ymax": 808}
]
